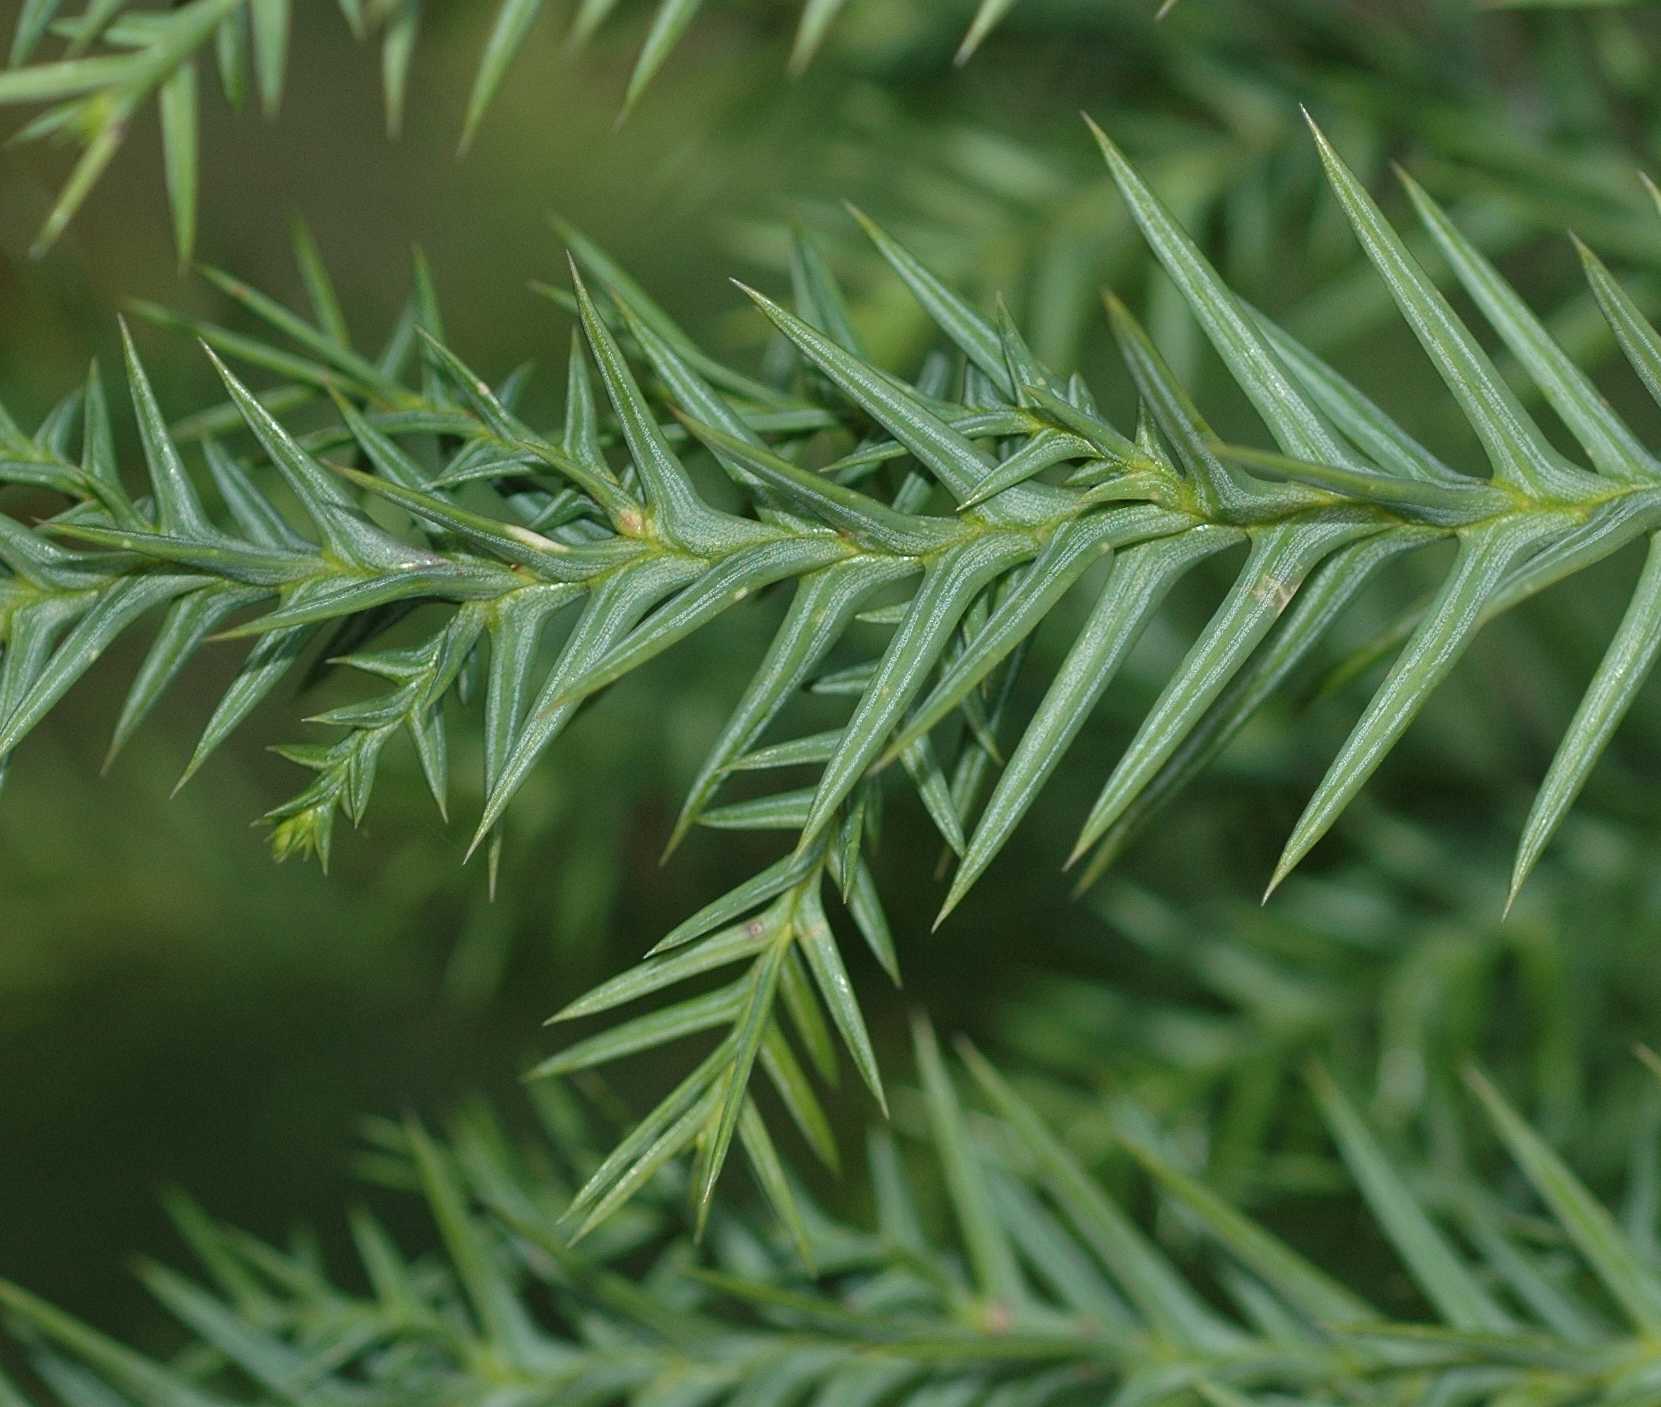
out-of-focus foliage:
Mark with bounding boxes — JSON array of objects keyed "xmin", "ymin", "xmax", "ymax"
[
  {"xmin": 0, "ymin": 0, "xmax": 1165, "ymax": 259},
  {"xmin": 764, "ymin": 0, "xmax": 1661, "ymax": 383},
  {"xmin": 1000, "ymin": 804, "xmax": 1661, "ymax": 1198},
  {"xmin": 11, "ymin": 1026, "xmax": 1661, "ymax": 1405}
]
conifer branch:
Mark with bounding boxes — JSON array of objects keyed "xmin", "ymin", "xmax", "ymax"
[{"xmin": 6, "ymin": 119, "xmax": 1661, "ymax": 1220}]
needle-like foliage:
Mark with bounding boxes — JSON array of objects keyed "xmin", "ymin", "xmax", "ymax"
[
  {"xmin": 6, "ymin": 117, "xmax": 1661, "ymax": 1223},
  {"xmin": 0, "ymin": 0, "xmax": 1141, "ymax": 259},
  {"xmin": 762, "ymin": 0, "xmax": 1661, "ymax": 378},
  {"xmin": 8, "ymin": 0, "xmax": 1656, "ymax": 383},
  {"xmin": 9, "ymin": 0, "xmax": 1661, "ymax": 1399},
  {"xmin": 994, "ymin": 798, "xmax": 1661, "ymax": 1203},
  {"xmin": 7, "ymin": 1030, "xmax": 1661, "ymax": 1406}
]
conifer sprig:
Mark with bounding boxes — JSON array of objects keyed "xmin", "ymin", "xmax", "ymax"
[{"xmin": 6, "ymin": 118, "xmax": 1661, "ymax": 1216}]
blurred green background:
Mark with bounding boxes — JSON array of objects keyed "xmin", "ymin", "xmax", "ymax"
[{"xmin": 5, "ymin": 0, "xmax": 1661, "ymax": 1353}]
